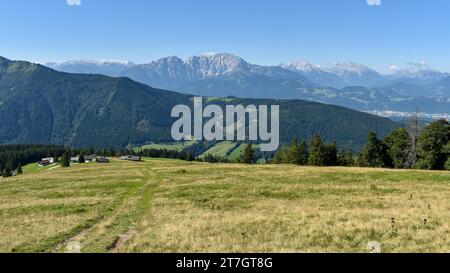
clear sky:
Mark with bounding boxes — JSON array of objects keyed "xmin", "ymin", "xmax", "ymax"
[{"xmin": 2, "ymin": 0, "xmax": 450, "ymax": 73}]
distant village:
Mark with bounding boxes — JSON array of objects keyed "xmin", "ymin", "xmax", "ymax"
[
  {"xmin": 0, "ymin": 146, "xmax": 146, "ymax": 178},
  {"xmin": 37, "ymin": 155, "xmax": 141, "ymax": 167}
]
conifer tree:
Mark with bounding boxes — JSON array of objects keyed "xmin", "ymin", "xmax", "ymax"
[
  {"xmin": 280, "ymin": 144, "xmax": 290, "ymax": 164},
  {"xmin": 186, "ymin": 152, "xmax": 195, "ymax": 162},
  {"xmin": 242, "ymin": 144, "xmax": 255, "ymax": 164},
  {"xmin": 297, "ymin": 140, "xmax": 309, "ymax": 165},
  {"xmin": 78, "ymin": 154, "xmax": 85, "ymax": 164},
  {"xmin": 54, "ymin": 153, "xmax": 60, "ymax": 163},
  {"xmin": 360, "ymin": 131, "xmax": 390, "ymax": 168},
  {"xmin": 271, "ymin": 148, "xmax": 283, "ymax": 164},
  {"xmin": 338, "ymin": 149, "xmax": 354, "ymax": 166},
  {"xmin": 417, "ymin": 119, "xmax": 450, "ymax": 170},
  {"xmin": 324, "ymin": 141, "xmax": 338, "ymax": 166},
  {"xmin": 384, "ymin": 128, "xmax": 409, "ymax": 169},
  {"xmin": 309, "ymin": 135, "xmax": 326, "ymax": 166},
  {"xmin": 287, "ymin": 139, "xmax": 299, "ymax": 164},
  {"xmin": 60, "ymin": 152, "xmax": 71, "ymax": 168}
]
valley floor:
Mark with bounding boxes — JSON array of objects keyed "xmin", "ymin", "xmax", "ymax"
[{"xmin": 0, "ymin": 159, "xmax": 449, "ymax": 253}]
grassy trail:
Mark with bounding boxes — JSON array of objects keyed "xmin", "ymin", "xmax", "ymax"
[
  {"xmin": 55, "ymin": 165, "xmax": 158, "ymax": 253},
  {"xmin": 1, "ymin": 159, "xmax": 450, "ymax": 253},
  {"xmin": 1, "ymin": 160, "xmax": 157, "ymax": 253}
]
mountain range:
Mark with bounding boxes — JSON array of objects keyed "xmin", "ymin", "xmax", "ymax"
[
  {"xmin": 0, "ymin": 56, "xmax": 400, "ymax": 150},
  {"xmin": 47, "ymin": 53, "xmax": 450, "ymax": 115}
]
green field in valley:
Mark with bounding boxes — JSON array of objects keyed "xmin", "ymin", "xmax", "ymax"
[
  {"xmin": 135, "ymin": 141, "xmax": 197, "ymax": 152},
  {"xmin": 22, "ymin": 163, "xmax": 60, "ymax": 174},
  {"xmin": 1, "ymin": 159, "xmax": 450, "ymax": 253},
  {"xmin": 200, "ymin": 141, "xmax": 237, "ymax": 158}
]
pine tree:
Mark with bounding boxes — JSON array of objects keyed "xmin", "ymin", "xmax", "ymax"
[
  {"xmin": 417, "ymin": 119, "xmax": 450, "ymax": 170},
  {"xmin": 78, "ymin": 154, "xmax": 85, "ymax": 164},
  {"xmin": 203, "ymin": 154, "xmax": 216, "ymax": 163},
  {"xmin": 271, "ymin": 149, "xmax": 283, "ymax": 164},
  {"xmin": 186, "ymin": 152, "xmax": 195, "ymax": 162},
  {"xmin": 384, "ymin": 128, "xmax": 409, "ymax": 169},
  {"xmin": 287, "ymin": 139, "xmax": 299, "ymax": 164},
  {"xmin": 54, "ymin": 153, "xmax": 60, "ymax": 163},
  {"xmin": 280, "ymin": 144, "xmax": 290, "ymax": 164},
  {"xmin": 6, "ymin": 156, "xmax": 15, "ymax": 172},
  {"xmin": 360, "ymin": 131, "xmax": 390, "ymax": 168},
  {"xmin": 297, "ymin": 140, "xmax": 309, "ymax": 165},
  {"xmin": 361, "ymin": 132, "xmax": 378, "ymax": 167},
  {"xmin": 60, "ymin": 152, "xmax": 71, "ymax": 168},
  {"xmin": 308, "ymin": 135, "xmax": 326, "ymax": 166},
  {"xmin": 17, "ymin": 163, "xmax": 23, "ymax": 174},
  {"xmin": 338, "ymin": 149, "xmax": 354, "ymax": 166},
  {"xmin": 242, "ymin": 144, "xmax": 255, "ymax": 164},
  {"xmin": 324, "ymin": 141, "xmax": 338, "ymax": 166},
  {"xmin": 107, "ymin": 147, "xmax": 115, "ymax": 157}
]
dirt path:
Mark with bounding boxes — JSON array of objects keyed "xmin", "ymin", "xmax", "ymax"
[
  {"xmin": 110, "ymin": 229, "xmax": 137, "ymax": 253},
  {"xmin": 55, "ymin": 166, "xmax": 157, "ymax": 253},
  {"xmin": 109, "ymin": 168, "xmax": 160, "ymax": 253}
]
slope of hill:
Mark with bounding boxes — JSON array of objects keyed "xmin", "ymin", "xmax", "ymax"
[
  {"xmin": 0, "ymin": 56, "xmax": 401, "ymax": 150},
  {"xmin": 180, "ymin": 71, "xmax": 315, "ymax": 99},
  {"xmin": 0, "ymin": 56, "xmax": 189, "ymax": 148},
  {"xmin": 200, "ymin": 141, "xmax": 237, "ymax": 158}
]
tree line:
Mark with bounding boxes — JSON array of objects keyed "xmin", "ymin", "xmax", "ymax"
[
  {"xmin": 0, "ymin": 142, "xmax": 229, "ymax": 177},
  {"xmin": 270, "ymin": 119, "xmax": 450, "ymax": 171},
  {"xmin": 0, "ymin": 145, "xmax": 66, "ymax": 177},
  {"xmin": 0, "ymin": 143, "xmax": 217, "ymax": 177},
  {"xmin": 0, "ymin": 145, "xmax": 127, "ymax": 176},
  {"xmin": 1, "ymin": 119, "xmax": 449, "ymax": 176}
]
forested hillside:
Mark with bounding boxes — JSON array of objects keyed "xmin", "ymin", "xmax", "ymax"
[{"xmin": 0, "ymin": 56, "xmax": 400, "ymax": 150}]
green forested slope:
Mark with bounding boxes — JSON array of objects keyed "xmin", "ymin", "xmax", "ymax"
[{"xmin": 0, "ymin": 56, "xmax": 400, "ymax": 150}]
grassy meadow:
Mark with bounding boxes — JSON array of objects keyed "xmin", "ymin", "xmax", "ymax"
[
  {"xmin": 200, "ymin": 141, "xmax": 237, "ymax": 158},
  {"xmin": 135, "ymin": 141, "xmax": 197, "ymax": 152},
  {"xmin": 0, "ymin": 158, "xmax": 449, "ymax": 253}
]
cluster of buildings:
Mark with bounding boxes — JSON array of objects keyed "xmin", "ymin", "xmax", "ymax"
[
  {"xmin": 37, "ymin": 155, "xmax": 141, "ymax": 167},
  {"xmin": 38, "ymin": 155, "xmax": 110, "ymax": 167},
  {"xmin": 120, "ymin": 155, "xmax": 142, "ymax": 161},
  {"xmin": 70, "ymin": 155, "xmax": 110, "ymax": 163},
  {"xmin": 37, "ymin": 157, "xmax": 55, "ymax": 167},
  {"xmin": 367, "ymin": 110, "xmax": 450, "ymax": 120},
  {"xmin": 69, "ymin": 155, "xmax": 109, "ymax": 163}
]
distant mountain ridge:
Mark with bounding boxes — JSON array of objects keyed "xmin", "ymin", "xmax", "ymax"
[
  {"xmin": 47, "ymin": 53, "xmax": 450, "ymax": 88},
  {"xmin": 48, "ymin": 53, "xmax": 309, "ymax": 89},
  {"xmin": 47, "ymin": 59, "xmax": 135, "ymax": 77},
  {"xmin": 1, "ymin": 56, "xmax": 400, "ymax": 150},
  {"xmin": 46, "ymin": 53, "xmax": 450, "ymax": 115},
  {"xmin": 120, "ymin": 54, "xmax": 310, "ymax": 91},
  {"xmin": 280, "ymin": 60, "xmax": 347, "ymax": 88}
]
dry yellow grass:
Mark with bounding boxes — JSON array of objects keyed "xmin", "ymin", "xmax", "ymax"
[{"xmin": 1, "ymin": 159, "xmax": 449, "ymax": 253}]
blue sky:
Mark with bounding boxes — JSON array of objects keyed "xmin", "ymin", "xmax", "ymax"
[{"xmin": 2, "ymin": 0, "xmax": 450, "ymax": 73}]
